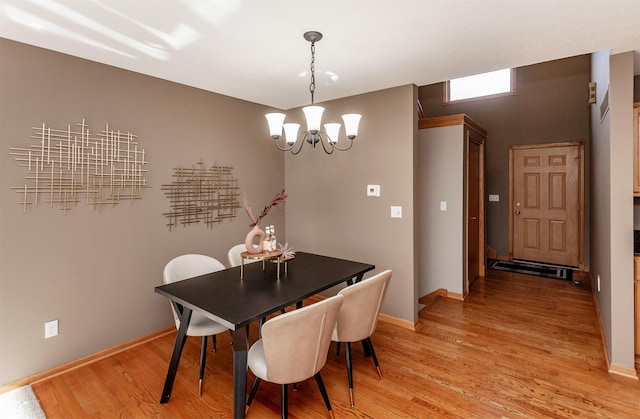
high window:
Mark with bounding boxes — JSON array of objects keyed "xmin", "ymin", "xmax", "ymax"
[{"xmin": 444, "ymin": 68, "xmax": 516, "ymax": 104}]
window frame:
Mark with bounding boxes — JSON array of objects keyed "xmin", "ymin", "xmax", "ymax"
[{"xmin": 443, "ymin": 68, "xmax": 517, "ymax": 105}]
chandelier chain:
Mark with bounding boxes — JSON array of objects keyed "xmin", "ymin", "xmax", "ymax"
[{"xmin": 309, "ymin": 41, "xmax": 316, "ymax": 104}]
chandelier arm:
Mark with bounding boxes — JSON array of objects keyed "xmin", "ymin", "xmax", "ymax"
[
  {"xmin": 324, "ymin": 135, "xmax": 355, "ymax": 152},
  {"xmin": 289, "ymin": 132, "xmax": 308, "ymax": 155},
  {"xmin": 272, "ymin": 138, "xmax": 298, "ymax": 152},
  {"xmin": 316, "ymin": 133, "xmax": 336, "ymax": 154}
]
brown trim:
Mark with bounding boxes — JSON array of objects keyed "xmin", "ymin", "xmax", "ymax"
[
  {"xmin": 418, "ymin": 114, "xmax": 487, "ymax": 137},
  {"xmin": 377, "ymin": 313, "xmax": 418, "ymax": 331},
  {"xmin": 508, "ymin": 146, "xmax": 514, "ymax": 261},
  {"xmin": 418, "ymin": 288, "xmax": 447, "ymax": 305},
  {"xmin": 0, "ymin": 326, "xmax": 175, "ymax": 394},
  {"xmin": 608, "ymin": 363, "xmax": 639, "ymax": 380},
  {"xmin": 446, "ymin": 291, "xmax": 465, "ymax": 301}
]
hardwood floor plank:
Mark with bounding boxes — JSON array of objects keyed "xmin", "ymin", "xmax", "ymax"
[{"xmin": 32, "ymin": 270, "xmax": 640, "ymax": 418}]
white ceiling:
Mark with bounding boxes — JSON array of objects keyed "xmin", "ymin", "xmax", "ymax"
[{"xmin": 1, "ymin": 0, "xmax": 639, "ymax": 110}]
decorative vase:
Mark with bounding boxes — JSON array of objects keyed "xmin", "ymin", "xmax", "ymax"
[{"xmin": 244, "ymin": 225, "xmax": 266, "ymax": 254}]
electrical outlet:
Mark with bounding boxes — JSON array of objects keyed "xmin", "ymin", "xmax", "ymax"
[
  {"xmin": 367, "ymin": 184, "xmax": 380, "ymax": 197},
  {"xmin": 45, "ymin": 319, "xmax": 58, "ymax": 339}
]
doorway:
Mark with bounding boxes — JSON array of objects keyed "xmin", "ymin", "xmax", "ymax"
[{"xmin": 509, "ymin": 142, "xmax": 584, "ymax": 268}]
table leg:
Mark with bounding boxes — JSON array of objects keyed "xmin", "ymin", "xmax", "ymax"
[
  {"xmin": 231, "ymin": 327, "xmax": 248, "ymax": 419},
  {"xmin": 348, "ymin": 272, "xmax": 366, "ymax": 286},
  {"xmin": 160, "ymin": 305, "xmax": 192, "ymax": 403}
]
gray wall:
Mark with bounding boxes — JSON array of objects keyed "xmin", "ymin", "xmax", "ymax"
[
  {"xmin": 0, "ymin": 39, "xmax": 421, "ymax": 385},
  {"xmin": 284, "ymin": 85, "xmax": 419, "ymax": 324},
  {"xmin": 419, "ymin": 55, "xmax": 591, "ymax": 265},
  {"xmin": 590, "ymin": 50, "xmax": 636, "ymax": 371},
  {"xmin": 418, "ymin": 125, "xmax": 465, "ymax": 297},
  {"xmin": 0, "ymin": 39, "xmax": 285, "ymax": 385}
]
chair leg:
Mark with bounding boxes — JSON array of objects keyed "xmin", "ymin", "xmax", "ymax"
[
  {"xmin": 335, "ymin": 342, "xmax": 341, "ymax": 358},
  {"xmin": 314, "ymin": 372, "xmax": 334, "ymax": 418},
  {"xmin": 199, "ymin": 336, "xmax": 208, "ymax": 396},
  {"xmin": 365, "ymin": 338, "xmax": 383, "ymax": 379},
  {"xmin": 246, "ymin": 377, "xmax": 261, "ymax": 408},
  {"xmin": 281, "ymin": 383, "xmax": 288, "ymax": 419},
  {"xmin": 259, "ymin": 317, "xmax": 266, "ymax": 338},
  {"xmin": 345, "ymin": 342, "xmax": 354, "ymax": 408},
  {"xmin": 212, "ymin": 334, "xmax": 217, "ymax": 352}
]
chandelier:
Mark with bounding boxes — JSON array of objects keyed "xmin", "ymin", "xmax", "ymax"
[{"xmin": 265, "ymin": 31, "xmax": 362, "ymax": 155}]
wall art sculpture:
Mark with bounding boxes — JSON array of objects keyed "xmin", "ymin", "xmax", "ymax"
[
  {"xmin": 10, "ymin": 119, "xmax": 149, "ymax": 214},
  {"xmin": 161, "ymin": 161, "xmax": 240, "ymax": 231}
]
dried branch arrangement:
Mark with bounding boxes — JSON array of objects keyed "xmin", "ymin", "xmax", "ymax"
[{"xmin": 243, "ymin": 189, "xmax": 287, "ymax": 227}]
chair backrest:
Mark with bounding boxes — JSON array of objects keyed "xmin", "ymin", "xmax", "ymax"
[
  {"xmin": 333, "ymin": 270, "xmax": 392, "ymax": 343},
  {"xmin": 163, "ymin": 254, "xmax": 226, "ymax": 284},
  {"xmin": 227, "ymin": 244, "xmax": 262, "ymax": 268},
  {"xmin": 227, "ymin": 244, "xmax": 246, "ymax": 268},
  {"xmin": 163, "ymin": 254, "xmax": 227, "ymax": 329},
  {"xmin": 261, "ymin": 294, "xmax": 344, "ymax": 384}
]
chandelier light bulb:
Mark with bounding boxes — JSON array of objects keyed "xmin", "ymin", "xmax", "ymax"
[
  {"xmin": 302, "ymin": 105, "xmax": 324, "ymax": 134},
  {"xmin": 283, "ymin": 123, "xmax": 300, "ymax": 145},
  {"xmin": 342, "ymin": 114, "xmax": 362, "ymax": 139},
  {"xmin": 265, "ymin": 113, "xmax": 286, "ymax": 139},
  {"xmin": 324, "ymin": 123, "xmax": 341, "ymax": 144}
]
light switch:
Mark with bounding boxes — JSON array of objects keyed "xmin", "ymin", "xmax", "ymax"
[
  {"xmin": 390, "ymin": 206, "xmax": 402, "ymax": 218},
  {"xmin": 489, "ymin": 194, "xmax": 499, "ymax": 202},
  {"xmin": 367, "ymin": 184, "xmax": 380, "ymax": 197},
  {"xmin": 440, "ymin": 201, "xmax": 447, "ymax": 211}
]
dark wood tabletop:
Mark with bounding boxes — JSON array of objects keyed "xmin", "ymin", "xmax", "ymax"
[{"xmin": 155, "ymin": 252, "xmax": 374, "ymax": 330}]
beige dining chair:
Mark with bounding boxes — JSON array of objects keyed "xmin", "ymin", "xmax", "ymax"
[
  {"xmin": 227, "ymin": 243, "xmax": 261, "ymax": 268},
  {"xmin": 246, "ymin": 294, "xmax": 344, "ymax": 419},
  {"xmin": 163, "ymin": 254, "xmax": 229, "ymax": 396},
  {"xmin": 332, "ymin": 269, "xmax": 392, "ymax": 408}
]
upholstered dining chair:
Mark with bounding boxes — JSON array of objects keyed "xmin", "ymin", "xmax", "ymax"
[
  {"xmin": 332, "ymin": 269, "xmax": 392, "ymax": 408},
  {"xmin": 227, "ymin": 243, "xmax": 260, "ymax": 268},
  {"xmin": 163, "ymin": 254, "xmax": 229, "ymax": 396},
  {"xmin": 246, "ymin": 294, "xmax": 344, "ymax": 419}
]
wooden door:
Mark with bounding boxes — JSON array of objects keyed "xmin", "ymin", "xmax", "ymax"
[
  {"xmin": 465, "ymin": 132, "xmax": 483, "ymax": 294},
  {"xmin": 634, "ymin": 104, "xmax": 640, "ymax": 195},
  {"xmin": 510, "ymin": 143, "xmax": 582, "ymax": 267}
]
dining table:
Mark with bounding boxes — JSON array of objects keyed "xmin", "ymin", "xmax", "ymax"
[{"xmin": 155, "ymin": 251, "xmax": 375, "ymax": 419}]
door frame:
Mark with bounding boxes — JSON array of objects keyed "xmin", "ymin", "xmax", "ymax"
[
  {"xmin": 508, "ymin": 141, "xmax": 585, "ymax": 270},
  {"xmin": 464, "ymin": 128, "xmax": 485, "ymax": 297}
]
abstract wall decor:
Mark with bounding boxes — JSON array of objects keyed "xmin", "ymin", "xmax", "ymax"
[
  {"xmin": 161, "ymin": 161, "xmax": 240, "ymax": 231},
  {"xmin": 10, "ymin": 119, "xmax": 149, "ymax": 214}
]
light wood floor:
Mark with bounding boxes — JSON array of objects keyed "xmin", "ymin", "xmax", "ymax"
[{"xmin": 32, "ymin": 270, "xmax": 640, "ymax": 418}]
